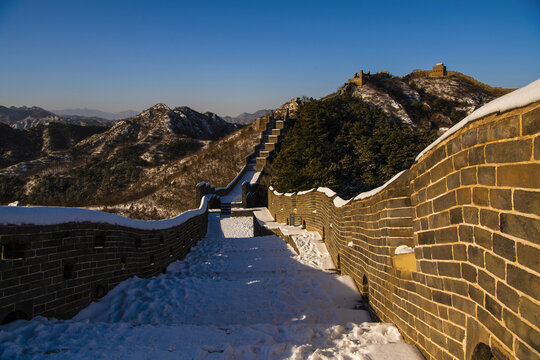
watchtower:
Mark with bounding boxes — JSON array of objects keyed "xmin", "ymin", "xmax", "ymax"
[{"xmin": 429, "ymin": 62, "xmax": 447, "ymax": 77}]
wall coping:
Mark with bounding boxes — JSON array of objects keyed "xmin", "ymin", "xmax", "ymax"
[
  {"xmin": 415, "ymin": 77, "xmax": 540, "ymax": 160},
  {"xmin": 0, "ymin": 195, "xmax": 211, "ymax": 230}
]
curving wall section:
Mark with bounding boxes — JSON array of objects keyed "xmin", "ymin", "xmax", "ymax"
[
  {"xmin": 0, "ymin": 197, "xmax": 211, "ymax": 324},
  {"xmin": 269, "ymin": 95, "xmax": 540, "ymax": 359}
]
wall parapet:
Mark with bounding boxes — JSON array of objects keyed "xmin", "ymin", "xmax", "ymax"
[
  {"xmin": 269, "ymin": 82, "xmax": 540, "ymax": 360},
  {"xmin": 0, "ymin": 196, "xmax": 213, "ymax": 324}
]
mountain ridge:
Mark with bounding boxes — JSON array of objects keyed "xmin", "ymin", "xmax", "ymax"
[{"xmin": 51, "ymin": 108, "xmax": 139, "ymax": 121}]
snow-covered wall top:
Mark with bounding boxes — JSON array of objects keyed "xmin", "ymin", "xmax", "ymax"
[
  {"xmin": 0, "ymin": 196, "xmax": 210, "ymax": 230},
  {"xmin": 415, "ymin": 77, "xmax": 540, "ymax": 160}
]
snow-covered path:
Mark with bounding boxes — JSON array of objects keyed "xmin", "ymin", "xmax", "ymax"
[
  {"xmin": 0, "ymin": 215, "xmax": 423, "ymax": 360},
  {"xmin": 221, "ymin": 170, "xmax": 259, "ymax": 203}
]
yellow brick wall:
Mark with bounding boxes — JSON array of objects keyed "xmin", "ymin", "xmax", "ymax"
[{"xmin": 269, "ymin": 101, "xmax": 540, "ymax": 360}]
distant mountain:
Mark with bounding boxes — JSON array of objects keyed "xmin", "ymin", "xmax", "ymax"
[
  {"xmin": 51, "ymin": 108, "xmax": 139, "ymax": 121},
  {"xmin": 0, "ymin": 106, "xmax": 114, "ymax": 129},
  {"xmin": 0, "ymin": 103, "xmax": 242, "ymax": 209},
  {"xmin": 224, "ymin": 109, "xmax": 272, "ymax": 124}
]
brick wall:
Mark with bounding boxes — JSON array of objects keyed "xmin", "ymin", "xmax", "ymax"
[
  {"xmin": 0, "ymin": 203, "xmax": 209, "ymax": 324},
  {"xmin": 269, "ymin": 101, "xmax": 540, "ymax": 360}
]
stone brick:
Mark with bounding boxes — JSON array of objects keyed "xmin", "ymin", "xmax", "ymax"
[
  {"xmin": 429, "ymin": 212, "xmax": 450, "ymax": 228},
  {"xmin": 478, "ymin": 115, "xmax": 520, "ymax": 142},
  {"xmin": 446, "ymin": 137, "xmax": 461, "ymax": 156},
  {"xmin": 432, "ymin": 290, "xmax": 452, "ymax": 305},
  {"xmin": 468, "ymin": 146, "xmax": 485, "ymax": 165},
  {"xmin": 507, "ymin": 263, "xmax": 540, "ymax": 300},
  {"xmin": 452, "ymin": 244, "xmax": 466, "ymax": 261},
  {"xmin": 498, "ymin": 163, "xmax": 540, "ymax": 188},
  {"xmin": 485, "ymin": 252, "xmax": 506, "ymax": 280},
  {"xmin": 433, "ymin": 192, "xmax": 456, "ymax": 213},
  {"xmin": 500, "ymin": 213, "xmax": 540, "ymax": 244},
  {"xmin": 446, "ymin": 172, "xmax": 460, "ymax": 190},
  {"xmin": 431, "ymin": 158, "xmax": 453, "ymax": 183},
  {"xmin": 463, "ymin": 206, "xmax": 479, "ymax": 225},
  {"xmin": 477, "ymin": 307, "xmax": 514, "ymax": 349},
  {"xmin": 458, "ymin": 225, "xmax": 473, "ymax": 242},
  {"xmin": 496, "ymin": 281, "xmax": 519, "ymax": 313},
  {"xmin": 416, "ymin": 201, "xmax": 433, "ymax": 218},
  {"xmin": 462, "ymin": 129, "xmax": 477, "ymax": 148},
  {"xmin": 461, "ymin": 168, "xmax": 478, "ymax": 186},
  {"xmin": 468, "ymin": 245, "xmax": 485, "ymax": 267},
  {"xmin": 420, "ymin": 261, "xmax": 438, "ymax": 275},
  {"xmin": 474, "ymin": 227, "xmax": 492, "ymax": 250},
  {"xmin": 480, "ymin": 209, "xmax": 499, "ymax": 231},
  {"xmin": 427, "ymin": 179, "xmax": 447, "ymax": 200},
  {"xmin": 434, "ymin": 227, "xmax": 458, "ymax": 243},
  {"xmin": 486, "ymin": 294, "xmax": 503, "ymax": 319},
  {"xmin": 417, "ymin": 231, "xmax": 435, "ymax": 245},
  {"xmin": 519, "ymin": 296, "xmax": 540, "ymax": 331},
  {"xmin": 425, "ymin": 146, "xmax": 447, "ymax": 170},
  {"xmin": 516, "ymin": 242, "xmax": 540, "ymax": 273},
  {"xmin": 477, "ymin": 166, "xmax": 496, "ymax": 186},
  {"xmin": 431, "ymin": 245, "xmax": 453, "ymax": 260},
  {"xmin": 516, "ymin": 339, "xmax": 539, "ymax": 360},
  {"xmin": 513, "ymin": 189, "xmax": 540, "ymax": 215},
  {"xmin": 453, "ymin": 151, "xmax": 469, "ymax": 170},
  {"xmin": 448, "ymin": 308, "xmax": 466, "ymax": 327},
  {"xmin": 449, "ymin": 208, "xmax": 463, "ymax": 225},
  {"xmin": 447, "ymin": 337, "xmax": 465, "ymax": 359},
  {"xmin": 438, "ymin": 262, "xmax": 461, "ymax": 278},
  {"xmin": 413, "ymin": 172, "xmax": 430, "ymax": 192},
  {"xmin": 461, "ymin": 263, "xmax": 477, "ymax": 282},
  {"xmin": 452, "ymin": 294, "xmax": 476, "ymax": 315},
  {"xmin": 489, "ymin": 189, "xmax": 512, "ymax": 211},
  {"xmin": 504, "ymin": 308, "xmax": 540, "ymax": 354},
  {"xmin": 485, "ymin": 139, "xmax": 532, "ymax": 163},
  {"xmin": 522, "ymin": 106, "xmax": 540, "ymax": 135},
  {"xmin": 472, "ymin": 187, "xmax": 489, "ymax": 206},
  {"xmin": 469, "ymin": 284, "xmax": 484, "ymax": 305},
  {"xmin": 478, "ymin": 269, "xmax": 496, "ymax": 295},
  {"xmin": 536, "ymin": 135, "xmax": 540, "ymax": 160},
  {"xmin": 456, "ymin": 188, "xmax": 471, "ymax": 205},
  {"xmin": 493, "ymin": 234, "xmax": 516, "ymax": 262}
]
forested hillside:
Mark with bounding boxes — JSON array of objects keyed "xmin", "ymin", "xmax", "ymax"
[{"xmin": 271, "ymin": 96, "xmax": 435, "ymax": 198}]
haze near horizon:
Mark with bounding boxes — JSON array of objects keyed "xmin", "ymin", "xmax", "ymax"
[{"xmin": 0, "ymin": 0, "xmax": 538, "ymax": 116}]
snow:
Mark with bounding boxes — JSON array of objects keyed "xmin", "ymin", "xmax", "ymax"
[
  {"xmin": 221, "ymin": 170, "xmax": 260, "ymax": 203},
  {"xmin": 220, "ymin": 216, "xmax": 254, "ymax": 238},
  {"xmin": 334, "ymin": 197, "xmax": 352, "ymax": 208},
  {"xmin": 317, "ymin": 187, "xmax": 336, "ymax": 198},
  {"xmin": 416, "ymin": 78, "xmax": 540, "ymax": 161},
  {"xmin": 395, "ymin": 245, "xmax": 415, "ymax": 255},
  {"xmin": 0, "ymin": 196, "xmax": 211, "ymax": 230},
  {"xmin": 353, "ymin": 171, "xmax": 406, "ymax": 201},
  {"xmin": 0, "ymin": 215, "xmax": 424, "ymax": 359},
  {"xmin": 297, "ymin": 189, "xmax": 315, "ymax": 195},
  {"xmin": 348, "ymin": 241, "xmax": 354, "ymax": 247}
]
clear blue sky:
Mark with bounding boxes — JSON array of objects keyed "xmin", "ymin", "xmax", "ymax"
[{"xmin": 1, "ymin": 0, "xmax": 539, "ymax": 116}]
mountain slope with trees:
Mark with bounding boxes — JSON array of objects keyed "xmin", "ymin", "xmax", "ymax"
[{"xmin": 271, "ymin": 70, "xmax": 513, "ymax": 198}]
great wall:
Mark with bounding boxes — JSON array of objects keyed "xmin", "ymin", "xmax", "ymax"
[{"xmin": 0, "ymin": 79, "xmax": 539, "ymax": 359}]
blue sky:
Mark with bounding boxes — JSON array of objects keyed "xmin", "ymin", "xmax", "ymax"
[{"xmin": 0, "ymin": 0, "xmax": 539, "ymax": 116}]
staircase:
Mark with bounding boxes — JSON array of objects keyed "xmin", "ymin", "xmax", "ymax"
[{"xmin": 254, "ymin": 119, "xmax": 285, "ymax": 172}]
